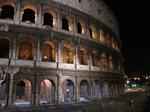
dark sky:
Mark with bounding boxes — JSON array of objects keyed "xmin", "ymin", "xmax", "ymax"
[{"xmin": 103, "ymin": 0, "xmax": 150, "ymax": 75}]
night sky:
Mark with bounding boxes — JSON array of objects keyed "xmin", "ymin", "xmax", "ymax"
[{"xmin": 103, "ymin": 0, "xmax": 150, "ymax": 75}]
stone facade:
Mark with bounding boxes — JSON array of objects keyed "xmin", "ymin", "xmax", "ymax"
[{"xmin": 0, "ymin": 0, "xmax": 124, "ymax": 108}]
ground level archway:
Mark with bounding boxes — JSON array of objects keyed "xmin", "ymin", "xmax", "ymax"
[
  {"xmin": 0, "ymin": 80, "xmax": 6, "ymax": 107},
  {"xmin": 14, "ymin": 79, "xmax": 32, "ymax": 107},
  {"xmin": 93, "ymin": 80, "xmax": 101, "ymax": 99},
  {"xmin": 62, "ymin": 80, "xmax": 74, "ymax": 102},
  {"xmin": 80, "ymin": 80, "xmax": 89, "ymax": 101},
  {"xmin": 39, "ymin": 79, "xmax": 55, "ymax": 104}
]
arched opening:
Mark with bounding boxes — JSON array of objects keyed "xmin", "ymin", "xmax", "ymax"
[
  {"xmin": 106, "ymin": 34, "xmax": 110, "ymax": 45},
  {"xmin": 93, "ymin": 80, "xmax": 101, "ymax": 99},
  {"xmin": 43, "ymin": 13, "xmax": 53, "ymax": 27},
  {"xmin": 42, "ymin": 43, "xmax": 52, "ymax": 61},
  {"xmin": 62, "ymin": 80, "xmax": 74, "ymax": 102},
  {"xmin": 62, "ymin": 15, "xmax": 73, "ymax": 31},
  {"xmin": 0, "ymin": 38, "xmax": 10, "ymax": 58},
  {"xmin": 42, "ymin": 41, "xmax": 56, "ymax": 62},
  {"xmin": 0, "ymin": 5, "xmax": 14, "ymax": 20},
  {"xmin": 62, "ymin": 17, "xmax": 69, "ymax": 31},
  {"xmin": 18, "ymin": 40, "xmax": 34, "ymax": 60},
  {"xmin": 22, "ymin": 9, "xmax": 35, "ymax": 23},
  {"xmin": 110, "ymin": 81, "xmax": 115, "ymax": 96},
  {"xmin": 103, "ymin": 80, "xmax": 109, "ymax": 98},
  {"xmin": 77, "ymin": 22, "xmax": 82, "ymax": 34},
  {"xmin": 39, "ymin": 79, "xmax": 55, "ymax": 104},
  {"xmin": 102, "ymin": 53, "xmax": 108, "ymax": 68},
  {"xmin": 0, "ymin": 80, "xmax": 6, "ymax": 107},
  {"xmin": 99, "ymin": 30, "xmax": 105, "ymax": 42},
  {"xmin": 80, "ymin": 80, "xmax": 89, "ymax": 101},
  {"xmin": 78, "ymin": 48, "xmax": 88, "ymax": 65},
  {"xmin": 77, "ymin": 20, "xmax": 86, "ymax": 34},
  {"xmin": 62, "ymin": 45, "xmax": 73, "ymax": 64},
  {"xmin": 109, "ymin": 56, "xmax": 114, "ymax": 69},
  {"xmin": 111, "ymin": 38, "xmax": 116, "ymax": 49},
  {"xmin": 89, "ymin": 25, "xmax": 97, "ymax": 39},
  {"xmin": 15, "ymin": 79, "xmax": 32, "ymax": 107},
  {"xmin": 92, "ymin": 51, "xmax": 100, "ymax": 67}
]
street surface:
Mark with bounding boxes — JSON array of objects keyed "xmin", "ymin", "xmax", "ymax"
[{"xmin": 0, "ymin": 91, "xmax": 150, "ymax": 112}]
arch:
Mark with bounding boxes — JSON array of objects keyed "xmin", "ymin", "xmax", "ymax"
[
  {"xmin": 22, "ymin": 5, "xmax": 37, "ymax": 23},
  {"xmin": 102, "ymin": 53, "xmax": 108, "ymax": 68},
  {"xmin": 62, "ymin": 15, "xmax": 73, "ymax": 31},
  {"xmin": 106, "ymin": 34, "xmax": 110, "ymax": 45},
  {"xmin": 15, "ymin": 79, "xmax": 32, "ymax": 106},
  {"xmin": 89, "ymin": 25, "xmax": 97, "ymax": 39},
  {"xmin": 109, "ymin": 56, "xmax": 114, "ymax": 69},
  {"xmin": 99, "ymin": 29, "xmax": 105, "ymax": 42},
  {"xmin": 0, "ymin": 1, "xmax": 15, "ymax": 20},
  {"xmin": 0, "ymin": 36, "xmax": 10, "ymax": 58},
  {"xmin": 93, "ymin": 80, "xmax": 101, "ymax": 99},
  {"xmin": 62, "ymin": 44, "xmax": 74, "ymax": 63},
  {"xmin": 103, "ymin": 80, "xmax": 109, "ymax": 98},
  {"xmin": 110, "ymin": 80, "xmax": 115, "ymax": 96},
  {"xmin": 92, "ymin": 50, "xmax": 100, "ymax": 67},
  {"xmin": 18, "ymin": 40, "xmax": 34, "ymax": 60},
  {"xmin": 80, "ymin": 80, "xmax": 89, "ymax": 101},
  {"xmin": 43, "ymin": 10, "xmax": 56, "ymax": 27},
  {"xmin": 42, "ymin": 41, "xmax": 56, "ymax": 62},
  {"xmin": 62, "ymin": 80, "xmax": 74, "ymax": 102},
  {"xmin": 0, "ymin": 80, "xmax": 6, "ymax": 107},
  {"xmin": 77, "ymin": 19, "xmax": 86, "ymax": 34},
  {"xmin": 111, "ymin": 38, "xmax": 116, "ymax": 49},
  {"xmin": 39, "ymin": 79, "xmax": 55, "ymax": 104},
  {"xmin": 78, "ymin": 48, "xmax": 88, "ymax": 65}
]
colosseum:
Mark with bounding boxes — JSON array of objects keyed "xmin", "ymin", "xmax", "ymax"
[{"xmin": 0, "ymin": 0, "xmax": 124, "ymax": 108}]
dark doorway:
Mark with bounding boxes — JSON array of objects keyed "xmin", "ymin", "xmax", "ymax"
[{"xmin": 0, "ymin": 5, "xmax": 14, "ymax": 20}]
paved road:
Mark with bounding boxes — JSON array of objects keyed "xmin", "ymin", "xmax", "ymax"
[{"xmin": 1, "ymin": 91, "xmax": 150, "ymax": 112}]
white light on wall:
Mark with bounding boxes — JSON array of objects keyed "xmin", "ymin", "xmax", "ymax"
[{"xmin": 44, "ymin": 56, "xmax": 47, "ymax": 59}]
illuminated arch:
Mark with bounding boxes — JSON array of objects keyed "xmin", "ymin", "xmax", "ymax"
[
  {"xmin": 89, "ymin": 25, "xmax": 97, "ymax": 39},
  {"xmin": 102, "ymin": 53, "xmax": 108, "ymax": 68},
  {"xmin": 43, "ymin": 9, "xmax": 57, "ymax": 26},
  {"xmin": 78, "ymin": 48, "xmax": 88, "ymax": 65},
  {"xmin": 62, "ymin": 15, "xmax": 73, "ymax": 31},
  {"xmin": 99, "ymin": 29, "xmax": 105, "ymax": 42},
  {"xmin": 18, "ymin": 39, "xmax": 34, "ymax": 60},
  {"xmin": 42, "ymin": 41, "xmax": 56, "ymax": 62},
  {"xmin": 106, "ymin": 34, "xmax": 110, "ymax": 45},
  {"xmin": 0, "ymin": 1, "xmax": 15, "ymax": 20},
  {"xmin": 92, "ymin": 50, "xmax": 100, "ymax": 67},
  {"xmin": 77, "ymin": 19, "xmax": 86, "ymax": 34},
  {"xmin": 62, "ymin": 44, "xmax": 74, "ymax": 63},
  {"xmin": 39, "ymin": 79, "xmax": 55, "ymax": 104},
  {"xmin": 15, "ymin": 79, "xmax": 32, "ymax": 106},
  {"xmin": 109, "ymin": 55, "xmax": 114, "ymax": 69},
  {"xmin": 22, "ymin": 5, "xmax": 37, "ymax": 23}
]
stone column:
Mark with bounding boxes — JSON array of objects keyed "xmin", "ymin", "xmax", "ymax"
[
  {"xmin": 57, "ymin": 71, "xmax": 62, "ymax": 104},
  {"xmin": 5, "ymin": 73, "xmax": 14, "ymax": 107}
]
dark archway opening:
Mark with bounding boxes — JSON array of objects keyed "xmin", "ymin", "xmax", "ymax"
[
  {"xmin": 62, "ymin": 17, "xmax": 69, "ymax": 31},
  {"xmin": 0, "ymin": 5, "xmax": 14, "ymax": 20},
  {"xmin": 43, "ymin": 13, "xmax": 53, "ymax": 27},
  {"xmin": 22, "ymin": 9, "xmax": 35, "ymax": 23},
  {"xmin": 0, "ymin": 39, "xmax": 9, "ymax": 58},
  {"xmin": 77, "ymin": 22, "xmax": 82, "ymax": 34}
]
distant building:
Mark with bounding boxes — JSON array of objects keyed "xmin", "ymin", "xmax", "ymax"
[{"xmin": 0, "ymin": 0, "xmax": 124, "ymax": 108}]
